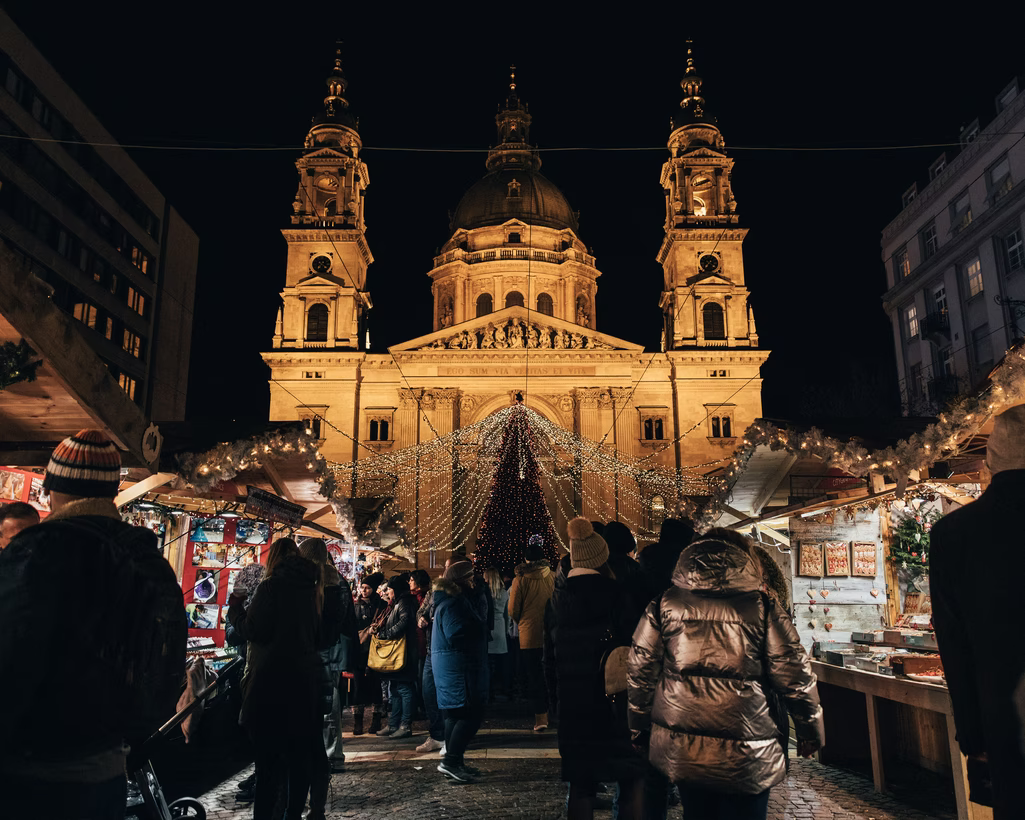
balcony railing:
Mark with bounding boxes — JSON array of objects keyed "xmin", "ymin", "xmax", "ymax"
[{"xmin": 927, "ymin": 374, "xmax": 963, "ymax": 405}]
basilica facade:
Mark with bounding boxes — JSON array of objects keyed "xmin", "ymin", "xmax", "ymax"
[{"xmin": 263, "ymin": 51, "xmax": 768, "ymax": 556}]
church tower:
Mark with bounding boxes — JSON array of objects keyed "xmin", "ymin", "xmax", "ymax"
[
  {"xmin": 658, "ymin": 48, "xmax": 758, "ymax": 352},
  {"xmin": 272, "ymin": 48, "xmax": 373, "ymax": 351},
  {"xmin": 430, "ymin": 70, "xmax": 600, "ymax": 331}
]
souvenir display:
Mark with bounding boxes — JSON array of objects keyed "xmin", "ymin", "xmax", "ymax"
[
  {"xmin": 235, "ymin": 520, "xmax": 270, "ymax": 545},
  {"xmin": 0, "ymin": 469, "xmax": 25, "ymax": 501},
  {"xmin": 798, "ymin": 542, "xmax": 823, "ymax": 577},
  {"xmin": 191, "ymin": 517, "xmax": 226, "ymax": 543},
  {"xmin": 193, "ymin": 542, "xmax": 227, "ymax": 567},
  {"xmin": 193, "ymin": 569, "xmax": 219, "ymax": 603},
  {"xmin": 825, "ymin": 542, "xmax": 851, "ymax": 576},
  {"xmin": 185, "ymin": 603, "xmax": 219, "ymax": 630},
  {"xmin": 851, "ymin": 541, "xmax": 877, "ymax": 577},
  {"xmin": 226, "ymin": 542, "xmax": 259, "ymax": 567},
  {"xmin": 27, "ymin": 476, "xmax": 49, "ymax": 512}
]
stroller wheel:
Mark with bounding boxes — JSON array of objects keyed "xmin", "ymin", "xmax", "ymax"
[{"xmin": 168, "ymin": 797, "xmax": 206, "ymax": 819}]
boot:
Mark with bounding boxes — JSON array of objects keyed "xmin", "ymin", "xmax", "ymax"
[
  {"xmin": 368, "ymin": 710, "xmax": 382, "ymax": 735},
  {"xmin": 533, "ymin": 712, "xmax": 549, "ymax": 732},
  {"xmin": 353, "ymin": 708, "xmax": 365, "ymax": 736}
]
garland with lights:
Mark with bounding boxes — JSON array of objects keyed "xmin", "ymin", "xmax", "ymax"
[
  {"xmin": 698, "ymin": 346, "xmax": 1025, "ymax": 526},
  {"xmin": 474, "ymin": 404, "xmax": 560, "ymax": 574}
]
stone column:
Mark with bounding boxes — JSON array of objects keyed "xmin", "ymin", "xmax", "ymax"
[{"xmin": 573, "ymin": 388, "xmax": 615, "ymax": 521}]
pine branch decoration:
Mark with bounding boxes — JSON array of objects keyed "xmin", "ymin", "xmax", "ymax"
[{"xmin": 0, "ymin": 340, "xmax": 42, "ymax": 390}]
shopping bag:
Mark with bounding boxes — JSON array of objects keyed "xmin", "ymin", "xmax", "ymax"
[{"xmin": 368, "ymin": 634, "xmax": 406, "ymax": 673}]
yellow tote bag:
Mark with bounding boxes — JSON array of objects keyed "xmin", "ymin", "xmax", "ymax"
[{"xmin": 368, "ymin": 634, "xmax": 406, "ymax": 673}]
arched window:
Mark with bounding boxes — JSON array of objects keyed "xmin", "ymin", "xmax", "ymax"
[
  {"xmin": 476, "ymin": 293, "xmax": 493, "ymax": 317},
  {"xmin": 505, "ymin": 291, "xmax": 524, "ymax": 308},
  {"xmin": 307, "ymin": 303, "xmax": 329, "ymax": 341},
  {"xmin": 369, "ymin": 419, "xmax": 379, "ymax": 440},
  {"xmin": 537, "ymin": 292, "xmax": 554, "ymax": 316},
  {"xmin": 643, "ymin": 419, "xmax": 654, "ymax": 440},
  {"xmin": 380, "ymin": 420, "xmax": 389, "ymax": 441},
  {"xmin": 651, "ymin": 494, "xmax": 666, "ymax": 530},
  {"xmin": 324, "ymin": 199, "xmax": 337, "ymax": 217},
  {"xmin": 702, "ymin": 302, "xmax": 725, "ymax": 340},
  {"xmin": 654, "ymin": 418, "xmax": 664, "ymax": 440}
]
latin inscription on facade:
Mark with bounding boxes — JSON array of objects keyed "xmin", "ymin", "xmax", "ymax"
[{"xmin": 438, "ymin": 366, "xmax": 596, "ymax": 377}]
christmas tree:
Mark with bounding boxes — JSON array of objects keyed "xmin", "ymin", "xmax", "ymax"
[{"xmin": 473, "ymin": 403, "xmax": 559, "ymax": 575}]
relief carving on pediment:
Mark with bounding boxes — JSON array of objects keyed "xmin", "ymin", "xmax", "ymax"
[{"xmin": 422, "ymin": 317, "xmax": 614, "ymax": 351}]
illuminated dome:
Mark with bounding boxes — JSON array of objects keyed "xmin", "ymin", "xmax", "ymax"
[{"xmin": 450, "ymin": 71, "xmax": 579, "ymax": 234}]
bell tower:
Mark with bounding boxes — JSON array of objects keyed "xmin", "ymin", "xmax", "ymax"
[
  {"xmin": 657, "ymin": 47, "xmax": 758, "ymax": 351},
  {"xmin": 273, "ymin": 47, "xmax": 373, "ymax": 351}
]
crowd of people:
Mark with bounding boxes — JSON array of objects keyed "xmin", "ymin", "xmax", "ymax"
[{"xmin": 0, "ymin": 428, "xmax": 829, "ymax": 820}]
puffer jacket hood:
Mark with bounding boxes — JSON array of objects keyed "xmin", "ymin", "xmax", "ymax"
[
  {"xmin": 673, "ymin": 537, "xmax": 762, "ymax": 596},
  {"xmin": 628, "ymin": 537, "xmax": 824, "ymax": 795},
  {"xmin": 433, "ymin": 577, "xmax": 464, "ymax": 602}
]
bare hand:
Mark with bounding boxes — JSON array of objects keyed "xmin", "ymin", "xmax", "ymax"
[
  {"xmin": 797, "ymin": 740, "xmax": 820, "ymax": 758},
  {"xmin": 418, "ymin": 617, "xmax": 428, "ymax": 629}
]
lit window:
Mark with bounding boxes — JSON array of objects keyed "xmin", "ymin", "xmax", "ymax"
[
  {"xmin": 932, "ymin": 284, "xmax": 947, "ymax": 315},
  {"xmin": 951, "ymin": 191, "xmax": 972, "ymax": 233},
  {"xmin": 127, "ymin": 286, "xmax": 145, "ymax": 316},
  {"xmin": 966, "ymin": 257, "xmax": 983, "ymax": 297},
  {"xmin": 1005, "ymin": 230, "xmax": 1024, "ymax": 272},
  {"xmin": 122, "ymin": 330, "xmax": 141, "ymax": 358},
  {"xmin": 118, "ymin": 372, "xmax": 136, "ymax": 400},
  {"xmin": 693, "ymin": 197, "xmax": 707, "ymax": 217},
  {"xmin": 905, "ymin": 305, "xmax": 919, "ymax": 339},
  {"xmin": 650, "ymin": 495, "xmax": 666, "ymax": 530},
  {"xmin": 894, "ymin": 246, "xmax": 911, "ymax": 279},
  {"xmin": 103, "ymin": 317, "xmax": 114, "ymax": 340},
  {"xmin": 73, "ymin": 302, "xmax": 98, "ymax": 329}
]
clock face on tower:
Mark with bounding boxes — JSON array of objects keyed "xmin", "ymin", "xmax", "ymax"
[
  {"xmin": 699, "ymin": 254, "xmax": 720, "ymax": 274},
  {"xmin": 311, "ymin": 255, "xmax": 332, "ymax": 274}
]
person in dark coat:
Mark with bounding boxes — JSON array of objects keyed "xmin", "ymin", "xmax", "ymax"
[
  {"xmin": 416, "ymin": 574, "xmax": 447, "ymax": 753},
  {"xmin": 374, "ymin": 575, "xmax": 419, "ymax": 738},
  {"xmin": 227, "ymin": 538, "xmax": 322, "ymax": 820},
  {"xmin": 432, "ymin": 560, "xmax": 489, "ymax": 782},
  {"xmin": 0, "ymin": 430, "xmax": 187, "ymax": 820},
  {"xmin": 351, "ymin": 572, "xmax": 386, "ymax": 735},
  {"xmin": 628, "ymin": 529, "xmax": 823, "ymax": 820},
  {"xmin": 604, "ymin": 521, "xmax": 649, "ymax": 606},
  {"xmin": 932, "ymin": 405, "xmax": 1025, "ymax": 820},
  {"xmin": 556, "ymin": 518, "xmax": 647, "ymax": 820},
  {"xmin": 410, "ymin": 568, "xmax": 431, "ymax": 718},
  {"xmin": 636, "ymin": 517, "xmax": 695, "ymax": 602}
]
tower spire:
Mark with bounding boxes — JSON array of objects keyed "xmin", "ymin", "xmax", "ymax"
[
  {"xmin": 678, "ymin": 40, "xmax": 707, "ymax": 121},
  {"xmin": 488, "ymin": 67, "xmax": 538, "ymax": 171},
  {"xmin": 322, "ymin": 42, "xmax": 352, "ymax": 124}
]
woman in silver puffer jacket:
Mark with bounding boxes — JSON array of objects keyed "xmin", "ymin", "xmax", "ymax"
[{"xmin": 627, "ymin": 528, "xmax": 824, "ymax": 819}]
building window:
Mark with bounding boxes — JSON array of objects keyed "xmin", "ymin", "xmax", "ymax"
[
  {"xmin": 960, "ymin": 120, "xmax": 980, "ymax": 146},
  {"xmin": 988, "ymin": 155, "xmax": 1012, "ymax": 203},
  {"xmin": 305, "ymin": 417, "xmax": 322, "ymax": 439},
  {"xmin": 72, "ymin": 301, "xmax": 99, "ymax": 329},
  {"xmin": 303, "ymin": 371, "xmax": 326, "ymax": 379},
  {"xmin": 306, "ymin": 303, "xmax": 329, "ymax": 341},
  {"xmin": 909, "ymin": 362, "xmax": 923, "ymax": 400},
  {"xmin": 972, "ymin": 324, "xmax": 993, "ymax": 373},
  {"xmin": 965, "ymin": 256, "xmax": 984, "ymax": 297},
  {"xmin": 997, "ymin": 80, "xmax": 1019, "ymax": 112},
  {"xmin": 708, "ymin": 369, "xmax": 729, "ymax": 377},
  {"xmin": 103, "ymin": 317, "xmax": 114, "ymax": 340},
  {"xmin": 932, "ymin": 284, "xmax": 948, "ymax": 315},
  {"xmin": 507, "ymin": 180, "xmax": 521, "ymax": 198},
  {"xmin": 127, "ymin": 286, "xmax": 145, "ymax": 316},
  {"xmin": 122, "ymin": 329, "xmax": 142, "ymax": 358},
  {"xmin": 950, "ymin": 191, "xmax": 972, "ymax": 234},
  {"xmin": 476, "ymin": 293, "xmax": 493, "ymax": 316},
  {"xmin": 650, "ymin": 494, "xmax": 666, "ymax": 531},
  {"xmin": 929, "ymin": 154, "xmax": 947, "ymax": 181},
  {"xmin": 894, "ymin": 246, "xmax": 911, "ymax": 279},
  {"xmin": 921, "ymin": 222, "xmax": 939, "ymax": 260},
  {"xmin": 505, "ymin": 291, "xmax": 524, "ymax": 308},
  {"xmin": 1004, "ymin": 229, "xmax": 1024, "ymax": 272},
  {"xmin": 901, "ymin": 185, "xmax": 917, "ymax": 209},
  {"xmin": 702, "ymin": 302, "xmax": 725, "ymax": 339},
  {"xmin": 508, "ymin": 232, "xmax": 521, "ymax": 243},
  {"xmin": 905, "ymin": 305, "xmax": 919, "ymax": 339},
  {"xmin": 365, "ymin": 408, "xmax": 395, "ymax": 443},
  {"xmin": 642, "ymin": 417, "xmax": 665, "ymax": 441},
  {"xmin": 940, "ymin": 347, "xmax": 955, "ymax": 376},
  {"xmin": 368, "ymin": 419, "xmax": 390, "ymax": 441},
  {"xmin": 536, "ymin": 292, "xmax": 554, "ymax": 316},
  {"xmin": 118, "ymin": 372, "xmax": 136, "ymax": 401},
  {"xmin": 709, "ymin": 415, "xmax": 733, "ymax": 438}
]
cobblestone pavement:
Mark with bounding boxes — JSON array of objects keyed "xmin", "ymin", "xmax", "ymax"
[{"xmin": 197, "ymin": 717, "xmax": 958, "ymax": 820}]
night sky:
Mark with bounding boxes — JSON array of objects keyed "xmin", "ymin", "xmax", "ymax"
[{"xmin": 6, "ymin": 6, "xmax": 1022, "ymax": 426}]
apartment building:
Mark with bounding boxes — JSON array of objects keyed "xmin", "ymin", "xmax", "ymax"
[
  {"xmin": 881, "ymin": 76, "xmax": 1024, "ymax": 415},
  {"xmin": 0, "ymin": 9, "xmax": 197, "ymax": 421}
]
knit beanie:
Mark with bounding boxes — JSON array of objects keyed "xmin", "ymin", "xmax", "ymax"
[
  {"xmin": 987, "ymin": 405, "xmax": 1025, "ymax": 474},
  {"xmin": 43, "ymin": 429, "xmax": 121, "ymax": 498},
  {"xmin": 567, "ymin": 517, "xmax": 609, "ymax": 569},
  {"xmin": 444, "ymin": 560, "xmax": 474, "ymax": 582},
  {"xmin": 386, "ymin": 574, "xmax": 408, "ymax": 594},
  {"xmin": 362, "ymin": 572, "xmax": 384, "ymax": 591}
]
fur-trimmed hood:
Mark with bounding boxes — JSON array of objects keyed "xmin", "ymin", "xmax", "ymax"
[
  {"xmin": 514, "ymin": 559, "xmax": 551, "ymax": 578},
  {"xmin": 432, "ymin": 577, "xmax": 465, "ymax": 601}
]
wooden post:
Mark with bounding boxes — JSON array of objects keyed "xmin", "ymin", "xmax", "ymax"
[
  {"xmin": 880, "ymin": 510, "xmax": 900, "ymax": 627},
  {"xmin": 865, "ymin": 693, "xmax": 887, "ymax": 793}
]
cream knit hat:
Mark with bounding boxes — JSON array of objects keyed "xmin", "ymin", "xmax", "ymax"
[{"xmin": 567, "ymin": 517, "xmax": 609, "ymax": 569}]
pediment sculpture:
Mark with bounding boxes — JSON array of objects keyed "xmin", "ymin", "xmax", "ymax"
[{"xmin": 424, "ymin": 316, "xmax": 615, "ymax": 351}]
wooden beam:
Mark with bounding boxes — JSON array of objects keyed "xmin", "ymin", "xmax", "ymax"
[
  {"xmin": 261, "ymin": 459, "xmax": 296, "ymax": 502},
  {"xmin": 114, "ymin": 472, "xmax": 176, "ymax": 507},
  {"xmin": 305, "ymin": 503, "xmax": 336, "ymax": 522}
]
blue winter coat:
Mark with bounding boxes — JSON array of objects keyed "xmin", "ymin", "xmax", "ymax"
[{"xmin": 431, "ymin": 578, "xmax": 489, "ymax": 710}]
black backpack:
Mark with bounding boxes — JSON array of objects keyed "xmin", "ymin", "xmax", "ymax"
[{"xmin": 0, "ymin": 516, "xmax": 187, "ymax": 749}]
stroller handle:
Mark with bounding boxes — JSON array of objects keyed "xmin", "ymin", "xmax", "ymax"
[{"xmin": 146, "ymin": 657, "xmax": 245, "ymax": 746}]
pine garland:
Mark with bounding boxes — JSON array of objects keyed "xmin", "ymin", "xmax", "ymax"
[{"xmin": 0, "ymin": 340, "xmax": 41, "ymax": 390}]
